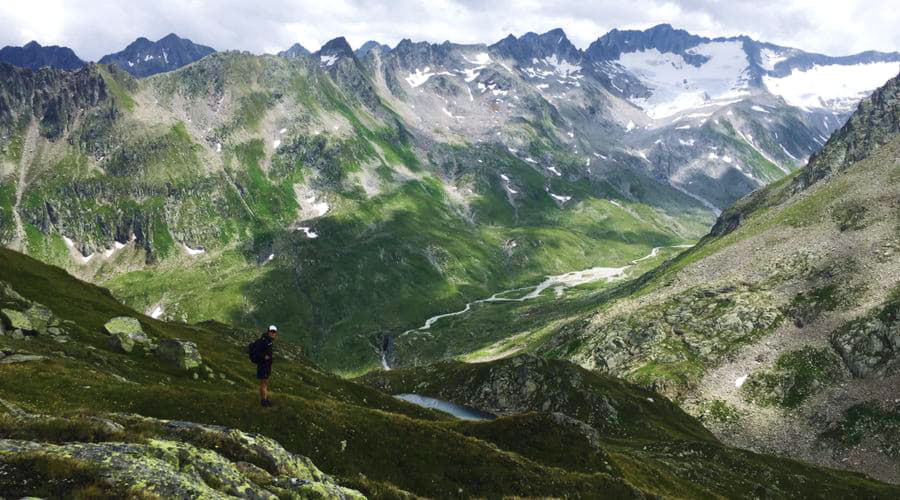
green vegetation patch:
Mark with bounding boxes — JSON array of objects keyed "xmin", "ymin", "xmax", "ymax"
[
  {"xmin": 694, "ymin": 399, "xmax": 743, "ymax": 426},
  {"xmin": 821, "ymin": 401, "xmax": 900, "ymax": 459},
  {"xmin": 741, "ymin": 346, "xmax": 845, "ymax": 409},
  {"xmin": 831, "ymin": 199, "xmax": 869, "ymax": 231}
]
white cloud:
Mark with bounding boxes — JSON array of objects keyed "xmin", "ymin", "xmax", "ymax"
[{"xmin": 0, "ymin": 0, "xmax": 897, "ymax": 61}]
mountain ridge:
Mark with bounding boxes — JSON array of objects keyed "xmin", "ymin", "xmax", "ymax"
[{"xmin": 98, "ymin": 33, "xmax": 215, "ymax": 77}]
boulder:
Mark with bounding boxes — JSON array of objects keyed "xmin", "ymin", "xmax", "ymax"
[
  {"xmin": 157, "ymin": 339, "xmax": 202, "ymax": 370},
  {"xmin": 24, "ymin": 304, "xmax": 54, "ymax": 334},
  {"xmin": 1, "ymin": 309, "xmax": 33, "ymax": 332},
  {"xmin": 831, "ymin": 301, "xmax": 900, "ymax": 378},
  {"xmin": 103, "ymin": 316, "xmax": 144, "ymax": 336},
  {"xmin": 104, "ymin": 317, "xmax": 153, "ymax": 354}
]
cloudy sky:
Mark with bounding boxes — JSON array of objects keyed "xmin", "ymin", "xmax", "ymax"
[{"xmin": 1, "ymin": 0, "xmax": 897, "ymax": 60}]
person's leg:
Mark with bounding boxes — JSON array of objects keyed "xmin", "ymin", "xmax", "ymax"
[{"xmin": 259, "ymin": 378, "xmax": 268, "ymax": 402}]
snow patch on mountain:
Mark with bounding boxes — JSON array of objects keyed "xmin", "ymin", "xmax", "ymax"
[
  {"xmin": 618, "ymin": 41, "xmax": 751, "ymax": 119},
  {"xmin": 320, "ymin": 54, "xmax": 339, "ymax": 66},
  {"xmin": 757, "ymin": 48, "xmax": 789, "ymax": 71},
  {"xmin": 549, "ymin": 192, "xmax": 572, "ymax": 203},
  {"xmin": 763, "ymin": 61, "xmax": 900, "ymax": 111},
  {"xmin": 406, "ymin": 67, "xmax": 454, "ymax": 88}
]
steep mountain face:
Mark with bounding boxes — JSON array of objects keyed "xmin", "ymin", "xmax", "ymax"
[
  {"xmin": 433, "ymin": 70, "xmax": 900, "ymax": 483},
  {"xmin": 0, "ymin": 41, "xmax": 85, "ymax": 70},
  {"xmin": 370, "ymin": 25, "xmax": 899, "ymax": 212},
  {"xmin": 98, "ymin": 33, "xmax": 215, "ymax": 77},
  {"xmin": 277, "ymin": 42, "xmax": 310, "ymax": 58},
  {"xmin": 1, "ymin": 247, "xmax": 898, "ymax": 497}
]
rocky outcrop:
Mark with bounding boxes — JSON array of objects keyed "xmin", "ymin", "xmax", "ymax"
[
  {"xmin": 548, "ymin": 284, "xmax": 783, "ymax": 395},
  {"xmin": 0, "ymin": 409, "xmax": 363, "ymax": 499},
  {"xmin": 0, "ymin": 63, "xmax": 109, "ymax": 140},
  {"xmin": 0, "ymin": 349, "xmax": 47, "ymax": 364},
  {"xmin": 156, "ymin": 339, "xmax": 202, "ymax": 370},
  {"xmin": 831, "ymin": 298, "xmax": 900, "ymax": 378},
  {"xmin": 362, "ymin": 354, "xmax": 715, "ymax": 442},
  {"xmin": 0, "ymin": 282, "xmax": 70, "ymax": 342}
]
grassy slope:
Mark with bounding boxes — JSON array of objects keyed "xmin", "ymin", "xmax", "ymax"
[{"xmin": 1, "ymin": 247, "xmax": 898, "ymax": 498}]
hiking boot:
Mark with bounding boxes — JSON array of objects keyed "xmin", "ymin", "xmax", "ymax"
[{"xmin": 261, "ymin": 399, "xmax": 273, "ymax": 407}]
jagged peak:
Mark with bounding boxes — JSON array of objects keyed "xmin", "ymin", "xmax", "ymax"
[
  {"xmin": 278, "ymin": 42, "xmax": 310, "ymax": 58},
  {"xmin": 318, "ymin": 36, "xmax": 354, "ymax": 55},
  {"xmin": 23, "ymin": 41, "xmax": 41, "ymax": 49},
  {"xmin": 586, "ymin": 23, "xmax": 709, "ymax": 61}
]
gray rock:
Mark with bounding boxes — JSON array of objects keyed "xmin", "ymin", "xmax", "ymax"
[
  {"xmin": 104, "ymin": 317, "xmax": 153, "ymax": 354},
  {"xmin": 0, "ymin": 354, "xmax": 47, "ymax": 364},
  {"xmin": 832, "ymin": 309, "xmax": 900, "ymax": 378},
  {"xmin": 157, "ymin": 339, "xmax": 202, "ymax": 370}
]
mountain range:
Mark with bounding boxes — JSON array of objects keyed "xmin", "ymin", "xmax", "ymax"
[{"xmin": 2, "ymin": 22, "xmax": 900, "ymax": 491}]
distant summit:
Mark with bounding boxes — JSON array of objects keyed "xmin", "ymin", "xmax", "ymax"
[
  {"xmin": 489, "ymin": 28, "xmax": 582, "ymax": 63},
  {"xmin": 0, "ymin": 41, "xmax": 85, "ymax": 70},
  {"xmin": 277, "ymin": 43, "xmax": 310, "ymax": 58},
  {"xmin": 99, "ymin": 33, "xmax": 215, "ymax": 78},
  {"xmin": 313, "ymin": 37, "xmax": 357, "ymax": 67},
  {"xmin": 355, "ymin": 40, "xmax": 390, "ymax": 58}
]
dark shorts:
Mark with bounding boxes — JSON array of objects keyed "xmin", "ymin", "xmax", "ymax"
[{"xmin": 256, "ymin": 363, "xmax": 272, "ymax": 380}]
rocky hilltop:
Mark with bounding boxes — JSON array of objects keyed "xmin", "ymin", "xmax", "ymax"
[{"xmin": 0, "ymin": 41, "xmax": 86, "ymax": 70}]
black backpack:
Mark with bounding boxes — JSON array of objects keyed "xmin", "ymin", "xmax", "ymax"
[{"xmin": 248, "ymin": 339, "xmax": 264, "ymax": 364}]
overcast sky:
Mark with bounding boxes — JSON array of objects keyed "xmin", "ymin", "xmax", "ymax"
[{"xmin": 1, "ymin": 0, "xmax": 897, "ymax": 61}]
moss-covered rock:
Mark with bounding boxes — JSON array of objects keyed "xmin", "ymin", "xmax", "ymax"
[
  {"xmin": 0, "ymin": 309, "xmax": 33, "ymax": 332},
  {"xmin": 831, "ymin": 298, "xmax": 900, "ymax": 378},
  {"xmin": 0, "ymin": 411, "xmax": 364, "ymax": 499},
  {"xmin": 103, "ymin": 317, "xmax": 153, "ymax": 354},
  {"xmin": 156, "ymin": 339, "xmax": 202, "ymax": 370}
]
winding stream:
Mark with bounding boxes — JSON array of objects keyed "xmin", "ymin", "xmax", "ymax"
[
  {"xmin": 406, "ymin": 245, "xmax": 692, "ymax": 333},
  {"xmin": 380, "ymin": 244, "xmax": 693, "ymax": 369}
]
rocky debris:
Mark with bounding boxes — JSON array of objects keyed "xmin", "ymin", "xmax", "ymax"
[
  {"xmin": 0, "ymin": 408, "xmax": 363, "ymax": 499},
  {"xmin": 0, "ymin": 438, "xmax": 362, "ymax": 499},
  {"xmin": 103, "ymin": 317, "xmax": 155, "ymax": 354},
  {"xmin": 0, "ymin": 284, "xmax": 72, "ymax": 343},
  {"xmin": 0, "ymin": 304, "xmax": 54, "ymax": 336},
  {"xmin": 740, "ymin": 346, "xmax": 846, "ymax": 408},
  {"xmin": 552, "ymin": 284, "xmax": 782, "ymax": 396},
  {"xmin": 156, "ymin": 339, "xmax": 202, "ymax": 370},
  {"xmin": 831, "ymin": 299, "xmax": 900, "ymax": 378}
]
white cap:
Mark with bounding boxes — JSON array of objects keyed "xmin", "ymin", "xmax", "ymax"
[{"xmin": 268, "ymin": 325, "xmax": 278, "ymax": 332}]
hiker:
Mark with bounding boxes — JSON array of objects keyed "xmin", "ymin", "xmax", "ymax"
[{"xmin": 249, "ymin": 325, "xmax": 277, "ymax": 407}]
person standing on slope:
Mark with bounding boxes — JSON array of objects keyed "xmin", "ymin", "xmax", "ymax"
[{"xmin": 251, "ymin": 325, "xmax": 278, "ymax": 407}]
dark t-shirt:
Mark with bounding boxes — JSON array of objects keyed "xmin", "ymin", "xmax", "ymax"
[{"xmin": 256, "ymin": 336, "xmax": 274, "ymax": 379}]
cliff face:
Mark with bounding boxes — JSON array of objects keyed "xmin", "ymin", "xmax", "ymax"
[{"xmin": 0, "ymin": 63, "xmax": 109, "ymax": 140}]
